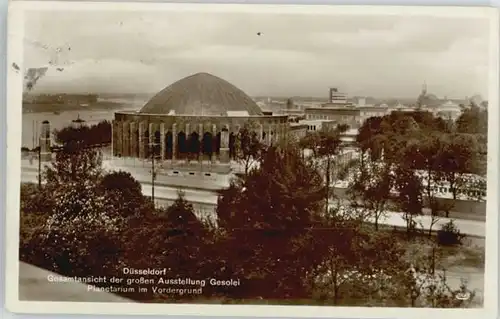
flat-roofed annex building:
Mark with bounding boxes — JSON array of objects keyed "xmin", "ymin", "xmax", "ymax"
[
  {"xmin": 304, "ymin": 106, "xmax": 389, "ymax": 129},
  {"xmin": 112, "ymin": 72, "xmax": 289, "ymax": 175}
]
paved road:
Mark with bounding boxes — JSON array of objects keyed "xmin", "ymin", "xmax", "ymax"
[
  {"xmin": 22, "ymin": 160, "xmax": 487, "ymax": 220},
  {"xmin": 21, "ymin": 169, "xmax": 485, "ymax": 237}
]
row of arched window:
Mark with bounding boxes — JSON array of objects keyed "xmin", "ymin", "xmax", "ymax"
[{"xmin": 119, "ymin": 130, "xmax": 245, "ymax": 160}]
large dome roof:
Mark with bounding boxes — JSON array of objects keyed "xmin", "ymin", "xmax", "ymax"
[{"xmin": 139, "ymin": 72, "xmax": 263, "ymax": 116}]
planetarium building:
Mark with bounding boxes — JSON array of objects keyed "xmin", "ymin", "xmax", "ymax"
[{"xmin": 112, "ymin": 72, "xmax": 289, "ymax": 177}]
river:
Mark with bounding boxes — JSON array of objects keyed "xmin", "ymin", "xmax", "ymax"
[
  {"xmin": 21, "ymin": 97, "xmax": 286, "ymax": 148},
  {"xmin": 21, "ymin": 97, "xmax": 146, "ymax": 148}
]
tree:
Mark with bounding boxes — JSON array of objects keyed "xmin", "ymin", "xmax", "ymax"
[
  {"xmin": 455, "ymin": 104, "xmax": 488, "ymax": 135},
  {"xmin": 356, "ymin": 111, "xmax": 478, "ymax": 236},
  {"xmin": 392, "ymin": 242, "xmax": 475, "ymax": 307},
  {"xmin": 120, "ymin": 192, "xmax": 213, "ymax": 301},
  {"xmin": 234, "ymin": 121, "xmax": 265, "ymax": 176},
  {"xmin": 305, "ymin": 124, "xmax": 349, "ymax": 215},
  {"xmin": 437, "ymin": 220, "xmax": 466, "ymax": 246},
  {"xmin": 348, "ymin": 159, "xmax": 395, "ymax": 230},
  {"xmin": 393, "ymin": 166, "xmax": 424, "ymax": 238},
  {"xmin": 437, "ymin": 133, "xmax": 482, "ymax": 200},
  {"xmin": 22, "ymin": 178, "xmax": 125, "ymax": 278},
  {"xmin": 44, "ymin": 146, "xmax": 103, "ymax": 190},
  {"xmin": 20, "ymin": 183, "xmax": 54, "ymax": 215},
  {"xmin": 54, "ymin": 120, "xmax": 112, "ymax": 146},
  {"xmin": 162, "ymin": 192, "xmax": 205, "ymax": 236},
  {"xmin": 356, "ymin": 116, "xmax": 384, "ymax": 161},
  {"xmin": 99, "ymin": 170, "xmax": 152, "ymax": 218},
  {"xmin": 54, "ymin": 125, "xmax": 89, "ymax": 146},
  {"xmin": 403, "ymin": 133, "xmax": 451, "ymax": 237},
  {"xmin": 356, "ymin": 111, "xmax": 450, "ymax": 165},
  {"xmin": 216, "ymin": 144, "xmax": 326, "ymax": 299},
  {"xmin": 20, "ymin": 141, "xmax": 128, "ymax": 278},
  {"xmin": 298, "ymin": 132, "xmax": 321, "ymax": 160},
  {"xmin": 309, "ymin": 207, "xmax": 406, "ymax": 305}
]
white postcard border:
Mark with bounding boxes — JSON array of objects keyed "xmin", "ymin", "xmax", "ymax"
[{"xmin": 4, "ymin": 2, "xmax": 499, "ymax": 318}]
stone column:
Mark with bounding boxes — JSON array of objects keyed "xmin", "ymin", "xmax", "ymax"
[
  {"xmin": 172, "ymin": 123, "xmax": 177, "ymax": 164},
  {"xmin": 138, "ymin": 121, "xmax": 145, "ymax": 159},
  {"xmin": 258, "ymin": 123, "xmax": 264, "ymax": 142},
  {"xmin": 148, "ymin": 122, "xmax": 155, "ymax": 146},
  {"xmin": 149, "ymin": 122, "xmax": 154, "ymax": 159},
  {"xmin": 160, "ymin": 123, "xmax": 166, "ymax": 161},
  {"xmin": 211, "ymin": 124, "xmax": 217, "ymax": 164},
  {"xmin": 235, "ymin": 124, "xmax": 241, "ymax": 159},
  {"xmin": 276, "ymin": 123, "xmax": 281, "ymax": 143},
  {"xmin": 267, "ymin": 125, "xmax": 273, "ymax": 145},
  {"xmin": 185, "ymin": 123, "xmax": 190, "ymax": 161},
  {"xmin": 115, "ymin": 121, "xmax": 123, "ymax": 157},
  {"xmin": 130, "ymin": 122, "xmax": 137, "ymax": 157},
  {"xmin": 220, "ymin": 124, "xmax": 230, "ymax": 164},
  {"xmin": 122, "ymin": 121, "xmax": 130, "ymax": 157},
  {"xmin": 198, "ymin": 123, "xmax": 203, "ymax": 163},
  {"xmin": 282, "ymin": 122, "xmax": 289, "ymax": 143},
  {"xmin": 281, "ymin": 122, "xmax": 287, "ymax": 142}
]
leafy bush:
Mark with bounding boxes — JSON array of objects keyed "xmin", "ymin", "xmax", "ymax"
[
  {"xmin": 19, "ymin": 122, "xmax": 481, "ymax": 307},
  {"xmin": 437, "ymin": 220, "xmax": 466, "ymax": 246}
]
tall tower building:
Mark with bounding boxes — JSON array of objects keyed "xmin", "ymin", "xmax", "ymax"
[
  {"xmin": 39, "ymin": 120, "xmax": 51, "ymax": 162},
  {"xmin": 328, "ymin": 87, "xmax": 348, "ymax": 105}
]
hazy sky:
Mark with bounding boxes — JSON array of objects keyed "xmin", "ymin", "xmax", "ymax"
[{"xmin": 23, "ymin": 9, "xmax": 491, "ymax": 99}]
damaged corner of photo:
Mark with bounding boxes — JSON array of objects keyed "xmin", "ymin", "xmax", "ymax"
[{"xmin": 4, "ymin": 1, "xmax": 499, "ymax": 318}]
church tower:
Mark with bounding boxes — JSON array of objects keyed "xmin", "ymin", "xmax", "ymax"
[{"xmin": 417, "ymin": 81, "xmax": 427, "ymax": 109}]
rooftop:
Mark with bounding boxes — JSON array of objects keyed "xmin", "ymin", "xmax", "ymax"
[{"xmin": 139, "ymin": 72, "xmax": 263, "ymax": 116}]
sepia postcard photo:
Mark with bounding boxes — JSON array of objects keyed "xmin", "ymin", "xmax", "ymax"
[{"xmin": 4, "ymin": 1, "xmax": 499, "ymax": 318}]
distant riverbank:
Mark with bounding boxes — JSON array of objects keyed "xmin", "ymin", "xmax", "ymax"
[{"xmin": 22, "ymin": 100, "xmax": 126, "ymax": 114}]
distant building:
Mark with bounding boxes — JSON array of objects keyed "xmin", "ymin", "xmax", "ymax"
[
  {"xmin": 300, "ymin": 119, "xmax": 337, "ymax": 132},
  {"xmin": 355, "ymin": 97, "xmax": 376, "ymax": 107},
  {"xmin": 326, "ymin": 87, "xmax": 351, "ymax": 107},
  {"xmin": 304, "ymin": 106, "xmax": 389, "ymax": 130},
  {"xmin": 431, "ymin": 100, "xmax": 462, "ymax": 121},
  {"xmin": 305, "ymin": 107, "xmax": 361, "ymax": 128},
  {"xmin": 280, "ymin": 108, "xmax": 305, "ymax": 117},
  {"xmin": 112, "ymin": 72, "xmax": 289, "ymax": 189},
  {"xmin": 357, "ymin": 106, "xmax": 390, "ymax": 122},
  {"xmin": 388, "ymin": 101, "xmax": 414, "ymax": 112},
  {"xmin": 300, "ymin": 88, "xmax": 391, "ymax": 129},
  {"xmin": 288, "ymin": 123, "xmax": 308, "ymax": 141}
]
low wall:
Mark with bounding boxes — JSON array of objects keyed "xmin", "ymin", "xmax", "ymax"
[{"xmin": 332, "ymin": 188, "xmax": 486, "ymax": 217}]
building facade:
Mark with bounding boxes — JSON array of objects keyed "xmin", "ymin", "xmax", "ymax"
[
  {"xmin": 112, "ymin": 73, "xmax": 289, "ymax": 176},
  {"xmin": 305, "ymin": 107, "xmax": 362, "ymax": 128},
  {"xmin": 288, "ymin": 123, "xmax": 308, "ymax": 141}
]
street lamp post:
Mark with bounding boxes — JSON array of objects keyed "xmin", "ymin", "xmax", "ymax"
[{"xmin": 38, "ymin": 145, "xmax": 41, "ymax": 189}]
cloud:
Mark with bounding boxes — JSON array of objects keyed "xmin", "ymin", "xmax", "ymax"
[{"xmin": 23, "ymin": 9, "xmax": 491, "ymax": 98}]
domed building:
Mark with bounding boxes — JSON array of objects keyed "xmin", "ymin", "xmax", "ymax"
[{"xmin": 112, "ymin": 72, "xmax": 289, "ymax": 180}]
